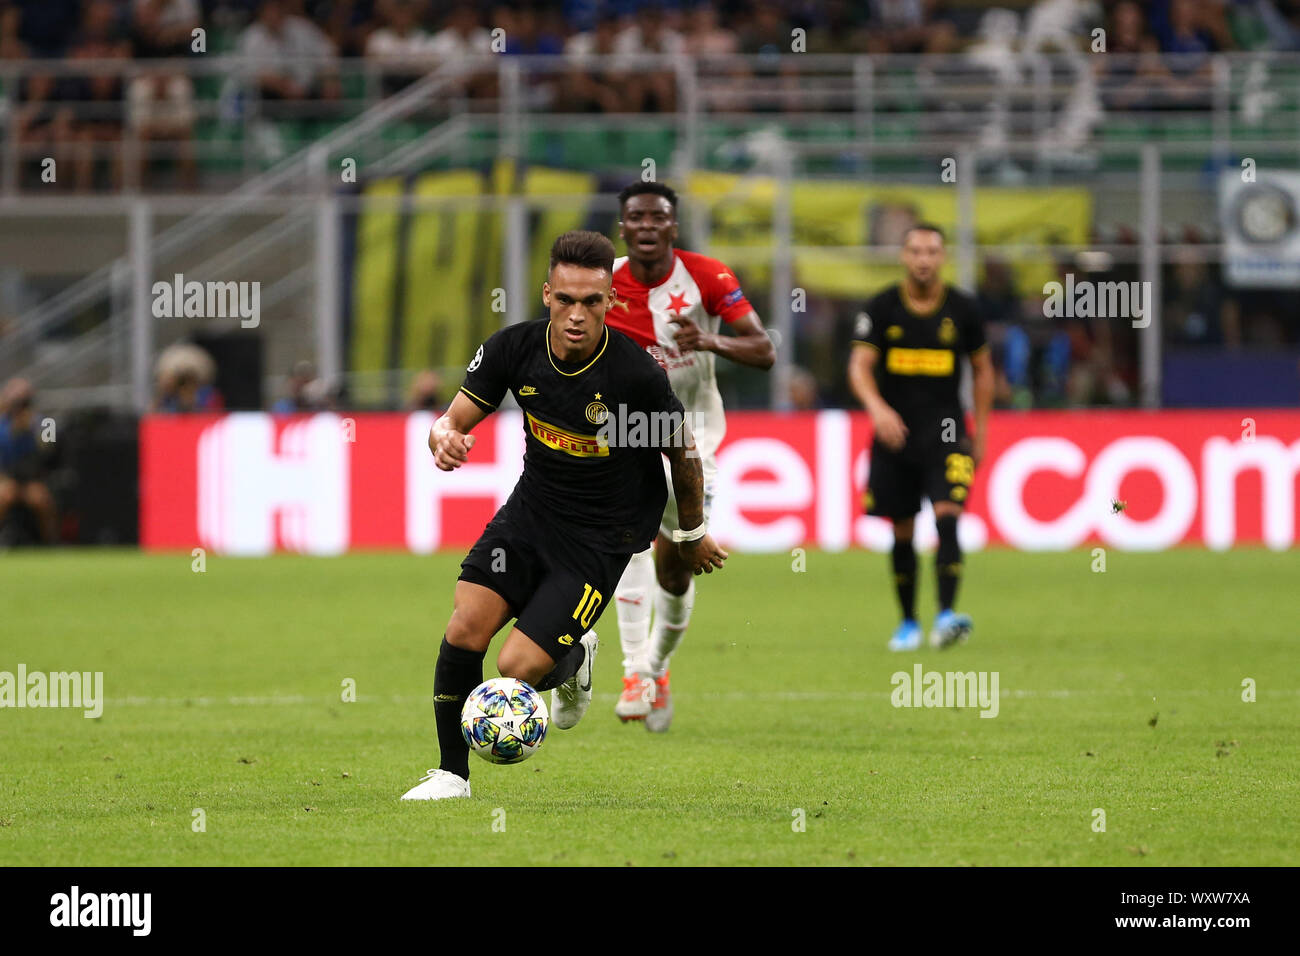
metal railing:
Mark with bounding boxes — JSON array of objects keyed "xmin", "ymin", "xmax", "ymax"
[
  {"xmin": 0, "ymin": 64, "xmax": 474, "ymax": 410},
  {"xmin": 3, "ymin": 51, "xmax": 1298, "ymax": 412},
  {"xmin": 3, "ymin": 51, "xmax": 1298, "ymax": 193}
]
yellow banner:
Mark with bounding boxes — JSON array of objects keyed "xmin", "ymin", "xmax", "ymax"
[{"xmin": 685, "ymin": 172, "xmax": 1091, "ymax": 297}]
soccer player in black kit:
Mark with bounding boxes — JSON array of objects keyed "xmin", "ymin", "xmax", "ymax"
[
  {"xmin": 402, "ymin": 230, "xmax": 727, "ymax": 801},
  {"xmin": 848, "ymin": 224, "xmax": 994, "ymax": 652}
]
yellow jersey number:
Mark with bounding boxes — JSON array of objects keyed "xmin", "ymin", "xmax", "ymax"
[
  {"xmin": 571, "ymin": 583, "xmax": 603, "ymax": 630},
  {"xmin": 945, "ymin": 453, "xmax": 974, "ymax": 487}
]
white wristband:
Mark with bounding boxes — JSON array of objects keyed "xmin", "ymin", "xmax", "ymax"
[{"xmin": 671, "ymin": 523, "xmax": 707, "ymax": 543}]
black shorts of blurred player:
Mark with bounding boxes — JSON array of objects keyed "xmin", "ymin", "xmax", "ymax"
[{"xmin": 865, "ymin": 430, "xmax": 975, "ymax": 532}]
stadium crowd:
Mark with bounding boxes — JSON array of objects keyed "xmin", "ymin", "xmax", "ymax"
[
  {"xmin": 6, "ymin": 0, "xmax": 1298, "ymax": 190},
  {"xmin": 8, "ymin": 1, "xmax": 1300, "ymax": 65},
  {"xmin": 7, "ymin": 0, "xmax": 1300, "ymax": 131}
]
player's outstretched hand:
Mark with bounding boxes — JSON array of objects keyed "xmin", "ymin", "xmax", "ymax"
[
  {"xmin": 680, "ymin": 534, "xmax": 728, "ymax": 575},
  {"xmin": 871, "ymin": 404, "xmax": 909, "ymax": 451},
  {"xmin": 430, "ymin": 418, "xmax": 476, "ymax": 471},
  {"xmin": 670, "ymin": 319, "xmax": 713, "ymax": 353}
]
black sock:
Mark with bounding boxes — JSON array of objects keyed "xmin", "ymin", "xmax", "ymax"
[
  {"xmin": 534, "ymin": 642, "xmax": 584, "ymax": 692},
  {"xmin": 434, "ymin": 637, "xmax": 484, "ymax": 781},
  {"xmin": 935, "ymin": 514, "xmax": 962, "ymax": 612},
  {"xmin": 891, "ymin": 537, "xmax": 917, "ymax": 621}
]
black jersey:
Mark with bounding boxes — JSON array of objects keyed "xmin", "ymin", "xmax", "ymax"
[
  {"xmin": 853, "ymin": 284, "xmax": 987, "ymax": 438},
  {"xmin": 459, "ymin": 319, "xmax": 687, "ymax": 554}
]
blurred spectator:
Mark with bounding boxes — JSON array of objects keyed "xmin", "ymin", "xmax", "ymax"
[
  {"xmin": 863, "ymin": 0, "xmax": 958, "ymax": 55},
  {"xmin": 495, "ymin": 3, "xmax": 565, "ymax": 108},
  {"xmin": 14, "ymin": 65, "xmax": 78, "ymax": 188},
  {"xmin": 1147, "ymin": 0, "xmax": 1234, "ymax": 107},
  {"xmin": 1231, "ymin": 289, "xmax": 1294, "ymax": 346},
  {"xmin": 405, "ymin": 368, "xmax": 442, "ymax": 411},
  {"xmin": 152, "ymin": 343, "xmax": 224, "ymax": 413},
  {"xmin": 132, "ymin": 0, "xmax": 199, "ymax": 56},
  {"xmin": 0, "ymin": 4, "xmax": 20, "ymax": 59},
  {"xmin": 497, "ymin": 3, "xmax": 565, "ymax": 55},
  {"xmin": 614, "ymin": 2, "xmax": 683, "ymax": 112},
  {"xmin": 684, "ymin": 1, "xmax": 747, "ymax": 111},
  {"xmin": 315, "ymin": 0, "xmax": 380, "ymax": 58},
  {"xmin": 993, "ymin": 265, "xmax": 1071, "ymax": 409},
  {"xmin": 978, "ymin": 259, "xmax": 1036, "ymax": 408},
  {"xmin": 741, "ymin": 3, "xmax": 795, "ymax": 57},
  {"xmin": 1096, "ymin": 1, "xmax": 1180, "ymax": 111},
  {"xmin": 428, "ymin": 2, "xmax": 495, "ymax": 99},
  {"xmin": 129, "ymin": 1, "xmax": 200, "ymax": 189},
  {"xmin": 1033, "ymin": 257, "xmax": 1135, "ymax": 407},
  {"xmin": 684, "ymin": 1, "xmax": 738, "ymax": 55},
  {"xmin": 272, "ymin": 359, "xmax": 328, "ymax": 413},
  {"xmin": 4, "ymin": 0, "xmax": 82, "ymax": 58},
  {"xmin": 429, "ymin": 2, "xmax": 492, "ymax": 58},
  {"xmin": 67, "ymin": 0, "xmax": 132, "ymax": 191},
  {"xmin": 0, "ymin": 378, "xmax": 56, "ymax": 544},
  {"xmin": 364, "ymin": 0, "xmax": 431, "ymax": 94},
  {"xmin": 239, "ymin": 0, "xmax": 341, "ymax": 106},
  {"xmin": 1152, "ymin": 0, "xmax": 1237, "ymax": 53},
  {"xmin": 562, "ymin": 12, "xmax": 627, "ymax": 113},
  {"xmin": 1065, "ymin": 323, "xmax": 1129, "ymax": 406},
  {"xmin": 128, "ymin": 70, "xmax": 199, "ymax": 189},
  {"xmin": 806, "ymin": 0, "xmax": 871, "ymax": 54},
  {"xmin": 1164, "ymin": 254, "xmax": 1241, "ymax": 347},
  {"xmin": 738, "ymin": 4, "xmax": 802, "ymax": 113},
  {"xmin": 788, "ymin": 366, "xmax": 822, "ymax": 410}
]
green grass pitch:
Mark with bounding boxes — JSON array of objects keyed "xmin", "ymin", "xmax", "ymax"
[{"xmin": 1, "ymin": 547, "xmax": 1296, "ymax": 866}]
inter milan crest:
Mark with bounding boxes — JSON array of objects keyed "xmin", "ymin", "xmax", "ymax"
[
  {"xmin": 585, "ymin": 393, "xmax": 609, "ymax": 425},
  {"xmin": 939, "ymin": 317, "xmax": 957, "ymax": 344}
]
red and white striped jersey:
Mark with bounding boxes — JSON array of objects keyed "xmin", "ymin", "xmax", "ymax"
[{"xmin": 607, "ymin": 249, "xmax": 753, "ymax": 458}]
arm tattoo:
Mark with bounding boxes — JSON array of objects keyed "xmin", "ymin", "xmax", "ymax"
[{"xmin": 665, "ymin": 425, "xmax": 705, "ymax": 530}]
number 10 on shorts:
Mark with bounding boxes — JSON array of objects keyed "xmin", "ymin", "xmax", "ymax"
[{"xmin": 572, "ymin": 583, "xmax": 603, "ymax": 629}]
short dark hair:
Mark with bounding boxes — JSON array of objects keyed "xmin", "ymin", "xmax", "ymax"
[
  {"xmin": 618, "ymin": 180, "xmax": 678, "ymax": 214},
  {"xmin": 904, "ymin": 222, "xmax": 945, "ymax": 244},
  {"xmin": 549, "ymin": 230, "xmax": 616, "ymax": 274}
]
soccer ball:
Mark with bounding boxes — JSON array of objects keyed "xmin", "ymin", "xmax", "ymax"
[{"xmin": 460, "ymin": 678, "xmax": 549, "ymax": 764}]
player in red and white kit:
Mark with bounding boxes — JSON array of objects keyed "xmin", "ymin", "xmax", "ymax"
[{"xmin": 597, "ymin": 181, "xmax": 774, "ymax": 731}]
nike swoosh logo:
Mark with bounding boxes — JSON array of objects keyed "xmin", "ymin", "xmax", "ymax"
[{"xmin": 580, "ymin": 649, "xmax": 593, "ymax": 693}]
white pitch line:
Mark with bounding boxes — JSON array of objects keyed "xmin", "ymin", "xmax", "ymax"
[{"xmin": 103, "ymin": 688, "xmax": 1299, "ymax": 708}]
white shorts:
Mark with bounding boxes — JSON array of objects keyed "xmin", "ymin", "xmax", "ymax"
[{"xmin": 658, "ymin": 452, "xmax": 717, "ymax": 539}]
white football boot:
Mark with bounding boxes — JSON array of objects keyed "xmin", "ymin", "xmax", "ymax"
[
  {"xmin": 400, "ymin": 768, "xmax": 471, "ymax": 801},
  {"xmin": 551, "ymin": 631, "xmax": 598, "ymax": 730},
  {"xmin": 614, "ymin": 673, "xmax": 655, "ymax": 721}
]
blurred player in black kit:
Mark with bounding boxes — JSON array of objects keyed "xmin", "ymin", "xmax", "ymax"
[{"xmin": 848, "ymin": 224, "xmax": 994, "ymax": 651}]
